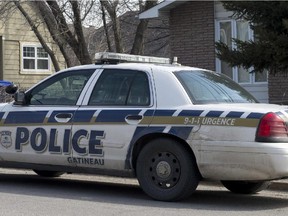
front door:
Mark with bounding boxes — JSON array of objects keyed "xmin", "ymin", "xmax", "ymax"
[{"xmin": 0, "ymin": 69, "xmax": 95, "ymax": 167}]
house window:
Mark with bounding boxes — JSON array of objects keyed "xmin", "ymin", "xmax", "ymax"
[
  {"xmin": 22, "ymin": 44, "xmax": 50, "ymax": 73},
  {"xmin": 216, "ymin": 20, "xmax": 267, "ymax": 84}
]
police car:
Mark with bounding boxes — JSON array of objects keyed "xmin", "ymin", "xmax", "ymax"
[{"xmin": 1, "ymin": 52, "xmax": 288, "ymax": 201}]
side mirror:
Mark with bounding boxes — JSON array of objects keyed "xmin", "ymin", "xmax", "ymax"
[
  {"xmin": 14, "ymin": 91, "xmax": 26, "ymax": 105},
  {"xmin": 5, "ymin": 84, "xmax": 18, "ymax": 94}
]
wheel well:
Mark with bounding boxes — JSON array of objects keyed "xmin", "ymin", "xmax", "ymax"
[{"xmin": 131, "ymin": 133, "xmax": 198, "ymax": 172}]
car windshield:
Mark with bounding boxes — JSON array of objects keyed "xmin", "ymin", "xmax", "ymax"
[{"xmin": 174, "ymin": 70, "xmax": 258, "ymax": 104}]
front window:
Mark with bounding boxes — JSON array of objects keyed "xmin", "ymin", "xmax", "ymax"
[
  {"xmin": 175, "ymin": 70, "xmax": 258, "ymax": 104},
  {"xmin": 216, "ymin": 20, "xmax": 268, "ymax": 84},
  {"xmin": 22, "ymin": 44, "xmax": 50, "ymax": 73},
  {"xmin": 26, "ymin": 69, "xmax": 95, "ymax": 105}
]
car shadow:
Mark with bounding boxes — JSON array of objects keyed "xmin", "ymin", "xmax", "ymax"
[{"xmin": 0, "ymin": 172, "xmax": 287, "ymax": 211}]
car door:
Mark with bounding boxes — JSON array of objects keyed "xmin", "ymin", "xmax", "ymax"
[
  {"xmin": 0, "ymin": 69, "xmax": 95, "ymax": 167},
  {"xmin": 71, "ymin": 68, "xmax": 155, "ymax": 171}
]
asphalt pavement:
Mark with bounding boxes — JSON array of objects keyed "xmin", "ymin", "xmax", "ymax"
[{"xmin": 201, "ymin": 179, "xmax": 288, "ymax": 192}]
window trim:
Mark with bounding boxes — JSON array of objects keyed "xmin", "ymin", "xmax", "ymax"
[
  {"xmin": 20, "ymin": 42, "xmax": 52, "ymax": 75},
  {"xmin": 215, "ymin": 19, "xmax": 267, "ymax": 84},
  {"xmin": 83, "ymin": 68, "xmax": 153, "ymax": 107},
  {"xmin": 26, "ymin": 69, "xmax": 95, "ymax": 106}
]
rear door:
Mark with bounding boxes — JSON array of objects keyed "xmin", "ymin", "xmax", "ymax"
[{"xmin": 71, "ymin": 68, "xmax": 155, "ymax": 171}]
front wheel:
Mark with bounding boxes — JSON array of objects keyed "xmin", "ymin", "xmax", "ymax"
[
  {"xmin": 136, "ymin": 138, "xmax": 200, "ymax": 201},
  {"xmin": 221, "ymin": 180, "xmax": 271, "ymax": 194}
]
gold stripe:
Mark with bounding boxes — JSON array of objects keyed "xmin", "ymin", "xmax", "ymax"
[
  {"xmin": 0, "ymin": 116, "xmax": 260, "ymax": 128},
  {"xmin": 142, "ymin": 116, "xmax": 259, "ymax": 127}
]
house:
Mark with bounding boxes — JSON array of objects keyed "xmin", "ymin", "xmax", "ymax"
[
  {"xmin": 0, "ymin": 3, "xmax": 65, "ymax": 91},
  {"xmin": 140, "ymin": 0, "xmax": 287, "ymax": 104}
]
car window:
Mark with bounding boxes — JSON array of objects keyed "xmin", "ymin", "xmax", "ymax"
[
  {"xmin": 27, "ymin": 69, "xmax": 95, "ymax": 105},
  {"xmin": 88, "ymin": 69, "xmax": 150, "ymax": 106},
  {"xmin": 175, "ymin": 70, "xmax": 258, "ymax": 104}
]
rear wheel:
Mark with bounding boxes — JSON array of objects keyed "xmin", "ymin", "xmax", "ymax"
[
  {"xmin": 33, "ymin": 170, "xmax": 65, "ymax": 178},
  {"xmin": 221, "ymin": 180, "xmax": 271, "ymax": 194},
  {"xmin": 136, "ymin": 138, "xmax": 200, "ymax": 201}
]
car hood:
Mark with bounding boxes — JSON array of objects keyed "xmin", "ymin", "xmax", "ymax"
[{"xmin": 0, "ymin": 102, "xmax": 10, "ymax": 111}]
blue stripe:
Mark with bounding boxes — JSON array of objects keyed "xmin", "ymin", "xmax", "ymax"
[
  {"xmin": 206, "ymin": 111, "xmax": 224, "ymax": 117},
  {"xmin": 0, "ymin": 112, "xmax": 4, "ymax": 120},
  {"xmin": 247, "ymin": 112, "xmax": 264, "ymax": 119},
  {"xmin": 178, "ymin": 110, "xmax": 204, "ymax": 117},
  {"xmin": 168, "ymin": 126, "xmax": 193, "ymax": 140},
  {"xmin": 132, "ymin": 126, "xmax": 166, "ymax": 142},
  {"xmin": 154, "ymin": 110, "xmax": 176, "ymax": 116},
  {"xmin": 226, "ymin": 111, "xmax": 244, "ymax": 118},
  {"xmin": 143, "ymin": 110, "xmax": 154, "ymax": 116},
  {"xmin": 5, "ymin": 111, "xmax": 48, "ymax": 124},
  {"xmin": 73, "ymin": 110, "xmax": 96, "ymax": 122},
  {"xmin": 96, "ymin": 110, "xmax": 141, "ymax": 122}
]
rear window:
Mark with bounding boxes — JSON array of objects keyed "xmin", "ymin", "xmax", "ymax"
[{"xmin": 174, "ymin": 70, "xmax": 258, "ymax": 104}]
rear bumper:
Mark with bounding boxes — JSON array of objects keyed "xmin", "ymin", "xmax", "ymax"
[{"xmin": 196, "ymin": 141, "xmax": 288, "ymax": 181}]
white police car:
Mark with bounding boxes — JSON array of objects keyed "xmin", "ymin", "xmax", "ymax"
[{"xmin": 1, "ymin": 52, "xmax": 288, "ymax": 201}]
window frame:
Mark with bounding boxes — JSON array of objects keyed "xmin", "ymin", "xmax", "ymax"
[
  {"xmin": 87, "ymin": 69, "xmax": 153, "ymax": 107},
  {"xmin": 215, "ymin": 19, "xmax": 268, "ymax": 84},
  {"xmin": 25, "ymin": 69, "xmax": 95, "ymax": 106},
  {"xmin": 20, "ymin": 43, "xmax": 52, "ymax": 75}
]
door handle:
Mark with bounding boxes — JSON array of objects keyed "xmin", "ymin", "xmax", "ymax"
[
  {"xmin": 125, "ymin": 115, "xmax": 143, "ymax": 121},
  {"xmin": 55, "ymin": 113, "xmax": 73, "ymax": 123}
]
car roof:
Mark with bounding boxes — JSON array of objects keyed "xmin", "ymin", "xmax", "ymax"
[{"xmin": 60, "ymin": 63, "xmax": 207, "ymax": 74}]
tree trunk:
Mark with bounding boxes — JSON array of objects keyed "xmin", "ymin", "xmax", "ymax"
[
  {"xmin": 14, "ymin": 1, "xmax": 61, "ymax": 71},
  {"xmin": 100, "ymin": 2, "xmax": 112, "ymax": 52},
  {"xmin": 100, "ymin": 0, "xmax": 123, "ymax": 53},
  {"xmin": 69, "ymin": 1, "xmax": 92, "ymax": 64},
  {"xmin": 131, "ymin": 1, "xmax": 158, "ymax": 55},
  {"xmin": 32, "ymin": 1, "xmax": 73, "ymax": 68},
  {"xmin": 47, "ymin": 1, "xmax": 92, "ymax": 65}
]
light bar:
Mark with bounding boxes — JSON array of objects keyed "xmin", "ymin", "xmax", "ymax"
[{"xmin": 95, "ymin": 52, "xmax": 170, "ymax": 64}]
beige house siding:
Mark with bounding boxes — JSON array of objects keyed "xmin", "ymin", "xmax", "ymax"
[{"xmin": 0, "ymin": 3, "xmax": 65, "ymax": 89}]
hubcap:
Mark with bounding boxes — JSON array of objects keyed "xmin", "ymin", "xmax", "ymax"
[
  {"xmin": 156, "ymin": 161, "xmax": 171, "ymax": 178},
  {"xmin": 148, "ymin": 152, "xmax": 181, "ymax": 189}
]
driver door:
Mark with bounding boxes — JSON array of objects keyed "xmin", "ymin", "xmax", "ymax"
[{"xmin": 0, "ymin": 69, "xmax": 95, "ymax": 167}]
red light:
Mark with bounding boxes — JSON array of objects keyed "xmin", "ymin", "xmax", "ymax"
[{"xmin": 257, "ymin": 112, "xmax": 288, "ymax": 138}]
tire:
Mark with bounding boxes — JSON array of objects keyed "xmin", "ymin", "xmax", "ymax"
[
  {"xmin": 136, "ymin": 138, "xmax": 200, "ymax": 201},
  {"xmin": 33, "ymin": 170, "xmax": 65, "ymax": 178},
  {"xmin": 221, "ymin": 180, "xmax": 271, "ymax": 194}
]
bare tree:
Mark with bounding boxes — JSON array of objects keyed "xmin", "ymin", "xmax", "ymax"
[
  {"xmin": 46, "ymin": 0, "xmax": 92, "ymax": 65},
  {"xmin": 100, "ymin": 1, "xmax": 112, "ymax": 52},
  {"xmin": 1, "ymin": 0, "xmax": 164, "ymax": 69},
  {"xmin": 32, "ymin": 1, "xmax": 73, "ymax": 68},
  {"xmin": 130, "ymin": 0, "xmax": 157, "ymax": 55},
  {"xmin": 100, "ymin": 0, "xmax": 123, "ymax": 53},
  {"xmin": 13, "ymin": 1, "xmax": 61, "ymax": 71}
]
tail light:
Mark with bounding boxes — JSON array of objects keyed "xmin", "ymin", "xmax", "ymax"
[{"xmin": 256, "ymin": 112, "xmax": 288, "ymax": 142}]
